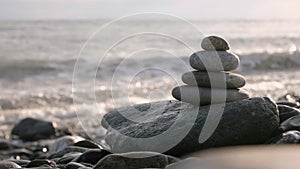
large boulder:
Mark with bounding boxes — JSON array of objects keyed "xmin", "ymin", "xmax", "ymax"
[{"xmin": 102, "ymin": 97, "xmax": 279, "ymax": 156}]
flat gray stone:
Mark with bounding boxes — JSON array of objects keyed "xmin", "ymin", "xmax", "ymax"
[
  {"xmin": 182, "ymin": 71, "xmax": 246, "ymax": 89},
  {"xmin": 172, "ymin": 85, "xmax": 249, "ymax": 106},
  {"xmin": 189, "ymin": 51, "xmax": 240, "ymax": 71},
  {"xmin": 201, "ymin": 36, "xmax": 230, "ymax": 51},
  {"xmin": 102, "ymin": 98, "xmax": 279, "ymax": 156}
]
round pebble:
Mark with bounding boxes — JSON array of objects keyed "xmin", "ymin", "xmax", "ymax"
[
  {"xmin": 73, "ymin": 149, "xmax": 111, "ymax": 165},
  {"xmin": 201, "ymin": 36, "xmax": 230, "ymax": 51}
]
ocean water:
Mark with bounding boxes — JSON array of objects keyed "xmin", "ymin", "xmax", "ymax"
[{"xmin": 1, "ymin": 19, "xmax": 300, "ymax": 139}]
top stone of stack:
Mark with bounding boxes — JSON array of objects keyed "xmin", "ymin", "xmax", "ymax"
[
  {"xmin": 201, "ymin": 36, "xmax": 230, "ymax": 51},
  {"xmin": 189, "ymin": 35, "xmax": 239, "ymax": 71}
]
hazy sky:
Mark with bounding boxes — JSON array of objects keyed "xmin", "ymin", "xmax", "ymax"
[{"xmin": 1, "ymin": 0, "xmax": 300, "ymax": 20}]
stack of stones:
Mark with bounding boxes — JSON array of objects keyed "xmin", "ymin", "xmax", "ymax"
[{"xmin": 172, "ymin": 35, "xmax": 249, "ymax": 106}]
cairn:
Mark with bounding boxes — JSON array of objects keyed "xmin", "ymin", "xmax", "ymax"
[{"xmin": 172, "ymin": 35, "xmax": 249, "ymax": 105}]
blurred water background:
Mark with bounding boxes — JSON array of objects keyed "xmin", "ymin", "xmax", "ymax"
[{"xmin": 1, "ymin": 19, "xmax": 300, "ymax": 139}]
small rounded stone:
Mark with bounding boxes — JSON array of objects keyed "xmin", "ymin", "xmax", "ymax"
[
  {"xmin": 182, "ymin": 71, "xmax": 246, "ymax": 89},
  {"xmin": 277, "ymin": 101, "xmax": 300, "ymax": 108},
  {"xmin": 171, "ymin": 85, "xmax": 250, "ymax": 106},
  {"xmin": 189, "ymin": 51, "xmax": 240, "ymax": 71},
  {"xmin": 280, "ymin": 115, "xmax": 300, "ymax": 132},
  {"xmin": 278, "ymin": 105, "xmax": 300, "ymax": 122},
  {"xmin": 201, "ymin": 36, "xmax": 230, "ymax": 51},
  {"xmin": 11, "ymin": 117, "xmax": 57, "ymax": 141},
  {"xmin": 73, "ymin": 140, "xmax": 101, "ymax": 149},
  {"xmin": 26, "ymin": 159, "xmax": 56, "ymax": 168},
  {"xmin": 73, "ymin": 149, "xmax": 111, "ymax": 165}
]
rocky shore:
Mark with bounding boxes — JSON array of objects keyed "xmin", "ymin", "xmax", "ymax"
[
  {"xmin": 1, "ymin": 36, "xmax": 300, "ymax": 168},
  {"xmin": 0, "ymin": 93, "xmax": 299, "ymax": 169}
]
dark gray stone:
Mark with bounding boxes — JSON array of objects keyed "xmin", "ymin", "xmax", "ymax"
[
  {"xmin": 47, "ymin": 146, "xmax": 88, "ymax": 159},
  {"xmin": 73, "ymin": 140, "xmax": 101, "ymax": 149},
  {"xmin": 55, "ymin": 153, "xmax": 81, "ymax": 164},
  {"xmin": 8, "ymin": 148, "xmax": 33, "ymax": 159},
  {"xmin": 73, "ymin": 149, "xmax": 111, "ymax": 165},
  {"xmin": 11, "ymin": 118, "xmax": 56, "ymax": 141},
  {"xmin": 189, "ymin": 51, "xmax": 240, "ymax": 71},
  {"xmin": 172, "ymin": 85, "xmax": 249, "ymax": 106},
  {"xmin": 277, "ymin": 101, "xmax": 300, "ymax": 108},
  {"xmin": 50, "ymin": 136, "xmax": 85, "ymax": 154},
  {"xmin": 4, "ymin": 159, "xmax": 30, "ymax": 167},
  {"xmin": 93, "ymin": 152, "xmax": 178, "ymax": 169},
  {"xmin": 66, "ymin": 162, "xmax": 91, "ymax": 169},
  {"xmin": 181, "ymin": 71, "xmax": 246, "ymax": 89},
  {"xmin": 278, "ymin": 105, "xmax": 300, "ymax": 122},
  {"xmin": 0, "ymin": 161, "xmax": 21, "ymax": 169},
  {"xmin": 266, "ymin": 130, "xmax": 300, "ymax": 144},
  {"xmin": 102, "ymin": 97, "xmax": 279, "ymax": 156},
  {"xmin": 201, "ymin": 36, "xmax": 230, "ymax": 51},
  {"xmin": 0, "ymin": 140, "xmax": 10, "ymax": 150},
  {"xmin": 280, "ymin": 115, "xmax": 300, "ymax": 132},
  {"xmin": 26, "ymin": 159, "xmax": 56, "ymax": 168}
]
